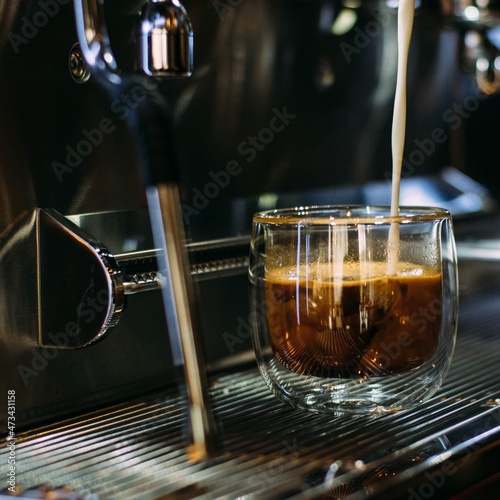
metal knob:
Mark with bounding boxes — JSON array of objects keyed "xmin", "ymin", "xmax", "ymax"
[
  {"xmin": 37, "ymin": 209, "xmax": 125, "ymax": 349},
  {"xmin": 137, "ymin": 0, "xmax": 193, "ymax": 77}
]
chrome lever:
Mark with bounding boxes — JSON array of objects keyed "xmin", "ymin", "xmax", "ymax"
[{"xmin": 73, "ymin": 0, "xmax": 119, "ymax": 84}]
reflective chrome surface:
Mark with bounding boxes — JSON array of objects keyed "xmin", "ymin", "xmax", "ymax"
[
  {"xmin": 2, "ymin": 281, "xmax": 500, "ymax": 498},
  {"xmin": 443, "ymin": 0, "xmax": 500, "ymax": 96},
  {"xmin": 1, "ymin": 0, "xmax": 500, "ymax": 225},
  {"xmin": 137, "ymin": 0, "xmax": 193, "ymax": 77},
  {"xmin": 68, "ymin": 43, "xmax": 92, "ymax": 84},
  {"xmin": 37, "ymin": 209, "xmax": 124, "ymax": 349},
  {"xmin": 0, "ymin": 208, "xmax": 125, "ymax": 352},
  {"xmin": 73, "ymin": 0, "xmax": 119, "ymax": 82},
  {"xmin": 2, "ymin": 0, "xmax": 500, "ymax": 494},
  {"xmin": 147, "ymin": 183, "xmax": 217, "ymax": 458}
]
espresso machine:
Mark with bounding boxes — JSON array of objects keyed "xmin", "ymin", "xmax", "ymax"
[{"xmin": 1, "ymin": 0, "xmax": 500, "ymax": 498}]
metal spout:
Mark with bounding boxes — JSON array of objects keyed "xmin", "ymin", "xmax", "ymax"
[{"xmin": 137, "ymin": 0, "xmax": 193, "ymax": 77}]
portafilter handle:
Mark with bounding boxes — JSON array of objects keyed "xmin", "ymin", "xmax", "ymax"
[{"xmin": 72, "ymin": 0, "xmax": 217, "ymax": 459}]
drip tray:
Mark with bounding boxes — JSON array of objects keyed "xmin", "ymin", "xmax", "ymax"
[{"xmin": 2, "ymin": 285, "xmax": 500, "ymax": 500}]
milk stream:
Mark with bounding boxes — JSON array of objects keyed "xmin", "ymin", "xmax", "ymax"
[{"xmin": 388, "ymin": 0, "xmax": 415, "ymax": 274}]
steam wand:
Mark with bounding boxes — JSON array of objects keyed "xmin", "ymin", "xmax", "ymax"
[{"xmin": 72, "ymin": 0, "xmax": 217, "ymax": 459}]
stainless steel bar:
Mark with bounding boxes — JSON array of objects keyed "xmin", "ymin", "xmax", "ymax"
[
  {"xmin": 147, "ymin": 183, "xmax": 217, "ymax": 459},
  {"xmin": 456, "ymin": 241, "xmax": 500, "ymax": 261}
]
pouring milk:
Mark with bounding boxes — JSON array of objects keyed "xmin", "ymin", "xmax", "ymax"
[{"xmin": 389, "ymin": 0, "xmax": 415, "ymax": 273}]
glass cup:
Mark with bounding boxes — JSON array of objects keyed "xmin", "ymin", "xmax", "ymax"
[{"xmin": 249, "ymin": 206, "xmax": 458, "ymax": 414}]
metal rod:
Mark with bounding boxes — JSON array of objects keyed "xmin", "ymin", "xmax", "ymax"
[{"xmin": 146, "ymin": 182, "xmax": 217, "ymax": 460}]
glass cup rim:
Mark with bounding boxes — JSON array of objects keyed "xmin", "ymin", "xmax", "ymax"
[{"xmin": 252, "ymin": 205, "xmax": 451, "ymax": 226}]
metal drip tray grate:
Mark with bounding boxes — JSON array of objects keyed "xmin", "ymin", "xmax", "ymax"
[{"xmin": 2, "ymin": 287, "xmax": 500, "ymax": 500}]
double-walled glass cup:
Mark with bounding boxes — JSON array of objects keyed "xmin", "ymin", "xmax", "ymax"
[{"xmin": 249, "ymin": 206, "xmax": 458, "ymax": 414}]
